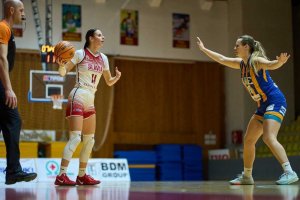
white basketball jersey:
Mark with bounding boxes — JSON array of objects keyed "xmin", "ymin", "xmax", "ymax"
[{"xmin": 71, "ymin": 48, "xmax": 109, "ymax": 93}]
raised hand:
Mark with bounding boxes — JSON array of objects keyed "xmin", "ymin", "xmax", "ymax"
[
  {"xmin": 276, "ymin": 53, "xmax": 290, "ymax": 64},
  {"xmin": 196, "ymin": 37, "xmax": 205, "ymax": 50}
]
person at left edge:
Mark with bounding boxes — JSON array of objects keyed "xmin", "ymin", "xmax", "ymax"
[{"xmin": 0, "ymin": 0, "xmax": 37, "ymax": 185}]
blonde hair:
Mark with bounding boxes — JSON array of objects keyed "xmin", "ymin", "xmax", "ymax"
[{"xmin": 239, "ymin": 35, "xmax": 268, "ymax": 75}]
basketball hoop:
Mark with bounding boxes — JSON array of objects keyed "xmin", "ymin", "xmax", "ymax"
[{"xmin": 51, "ymin": 95, "xmax": 63, "ymax": 110}]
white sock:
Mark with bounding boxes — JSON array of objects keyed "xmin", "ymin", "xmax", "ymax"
[
  {"xmin": 244, "ymin": 168, "xmax": 252, "ymax": 177},
  {"xmin": 78, "ymin": 167, "xmax": 86, "ymax": 177},
  {"xmin": 282, "ymin": 162, "xmax": 293, "ymax": 173},
  {"xmin": 59, "ymin": 166, "xmax": 67, "ymax": 176}
]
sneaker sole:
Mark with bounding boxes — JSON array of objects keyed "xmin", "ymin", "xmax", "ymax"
[
  {"xmin": 5, "ymin": 174, "xmax": 37, "ymax": 185},
  {"xmin": 276, "ymin": 177, "xmax": 299, "ymax": 185},
  {"xmin": 55, "ymin": 183, "xmax": 77, "ymax": 186},
  {"xmin": 76, "ymin": 182, "xmax": 101, "ymax": 186},
  {"xmin": 54, "ymin": 180, "xmax": 76, "ymax": 186}
]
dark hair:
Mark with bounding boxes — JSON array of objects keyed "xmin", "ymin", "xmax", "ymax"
[{"xmin": 84, "ymin": 28, "xmax": 97, "ymax": 49}]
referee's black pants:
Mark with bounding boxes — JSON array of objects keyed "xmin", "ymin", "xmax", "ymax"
[{"xmin": 0, "ymin": 91, "xmax": 22, "ymax": 173}]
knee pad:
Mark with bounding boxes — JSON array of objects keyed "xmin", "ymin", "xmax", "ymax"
[
  {"xmin": 62, "ymin": 131, "xmax": 82, "ymax": 161},
  {"xmin": 80, "ymin": 134, "xmax": 95, "ymax": 163}
]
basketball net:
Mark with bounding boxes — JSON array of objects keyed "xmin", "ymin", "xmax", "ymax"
[{"xmin": 51, "ymin": 95, "xmax": 63, "ymax": 110}]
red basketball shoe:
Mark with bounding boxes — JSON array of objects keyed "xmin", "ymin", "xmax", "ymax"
[
  {"xmin": 76, "ymin": 174, "xmax": 101, "ymax": 185},
  {"xmin": 55, "ymin": 173, "xmax": 76, "ymax": 186}
]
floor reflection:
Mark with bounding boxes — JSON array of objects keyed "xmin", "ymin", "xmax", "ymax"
[{"xmin": 0, "ymin": 181, "xmax": 299, "ymax": 200}]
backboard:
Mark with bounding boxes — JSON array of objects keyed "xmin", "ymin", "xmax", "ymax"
[{"xmin": 28, "ymin": 70, "xmax": 76, "ymax": 103}]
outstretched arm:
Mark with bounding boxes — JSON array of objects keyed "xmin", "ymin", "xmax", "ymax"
[
  {"xmin": 255, "ymin": 53, "xmax": 290, "ymax": 70},
  {"xmin": 103, "ymin": 67, "xmax": 121, "ymax": 86},
  {"xmin": 197, "ymin": 37, "xmax": 241, "ymax": 69}
]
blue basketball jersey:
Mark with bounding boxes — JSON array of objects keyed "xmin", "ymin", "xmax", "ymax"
[{"xmin": 240, "ymin": 58, "xmax": 286, "ymax": 122}]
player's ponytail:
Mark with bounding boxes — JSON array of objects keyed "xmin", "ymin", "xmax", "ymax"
[
  {"xmin": 84, "ymin": 29, "xmax": 97, "ymax": 49},
  {"xmin": 250, "ymin": 40, "xmax": 268, "ymax": 74},
  {"xmin": 252, "ymin": 40, "xmax": 268, "ymax": 59}
]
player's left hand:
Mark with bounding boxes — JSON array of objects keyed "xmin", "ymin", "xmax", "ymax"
[{"xmin": 276, "ymin": 53, "xmax": 290, "ymax": 64}]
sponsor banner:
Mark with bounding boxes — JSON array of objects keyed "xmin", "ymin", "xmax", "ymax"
[
  {"xmin": 0, "ymin": 158, "xmax": 130, "ymax": 182},
  {"xmin": 37, "ymin": 158, "xmax": 130, "ymax": 182},
  {"xmin": 91, "ymin": 159, "xmax": 130, "ymax": 181},
  {"xmin": 36, "ymin": 158, "xmax": 79, "ymax": 182},
  {"xmin": 0, "ymin": 159, "xmax": 37, "ymax": 182},
  {"xmin": 0, "ymin": 159, "xmax": 5, "ymax": 181}
]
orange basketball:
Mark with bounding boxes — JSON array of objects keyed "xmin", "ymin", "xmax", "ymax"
[{"xmin": 54, "ymin": 41, "xmax": 75, "ymax": 62}]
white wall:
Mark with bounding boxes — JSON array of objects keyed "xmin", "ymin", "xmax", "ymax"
[{"xmin": 3, "ymin": 0, "xmax": 229, "ymax": 61}]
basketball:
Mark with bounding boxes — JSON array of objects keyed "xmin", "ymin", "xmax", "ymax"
[{"xmin": 54, "ymin": 41, "xmax": 75, "ymax": 63}]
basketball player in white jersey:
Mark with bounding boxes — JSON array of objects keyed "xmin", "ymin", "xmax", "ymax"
[{"xmin": 54, "ymin": 29, "xmax": 121, "ymax": 186}]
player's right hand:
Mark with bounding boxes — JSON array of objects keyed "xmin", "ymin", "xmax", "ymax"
[{"xmin": 5, "ymin": 89, "xmax": 17, "ymax": 109}]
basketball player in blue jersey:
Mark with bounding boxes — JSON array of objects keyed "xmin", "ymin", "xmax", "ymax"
[{"xmin": 197, "ymin": 35, "xmax": 298, "ymax": 185}]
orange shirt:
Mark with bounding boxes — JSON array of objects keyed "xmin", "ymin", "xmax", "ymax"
[{"xmin": 0, "ymin": 20, "xmax": 11, "ymax": 45}]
